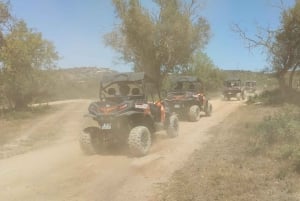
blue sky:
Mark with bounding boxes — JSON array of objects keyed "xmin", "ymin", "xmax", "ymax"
[{"xmin": 9, "ymin": 0, "xmax": 296, "ymax": 72}]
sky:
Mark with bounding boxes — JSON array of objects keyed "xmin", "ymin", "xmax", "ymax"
[{"xmin": 9, "ymin": 0, "xmax": 296, "ymax": 72}]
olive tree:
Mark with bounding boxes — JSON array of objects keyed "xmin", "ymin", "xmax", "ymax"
[
  {"xmin": 233, "ymin": 0, "xmax": 300, "ymax": 90},
  {"xmin": 105, "ymin": 0, "xmax": 210, "ymax": 94},
  {"xmin": 0, "ymin": 20, "xmax": 58, "ymax": 110}
]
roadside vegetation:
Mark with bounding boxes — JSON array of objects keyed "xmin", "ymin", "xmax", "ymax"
[
  {"xmin": 250, "ymin": 104, "xmax": 300, "ymax": 173},
  {"xmin": 156, "ymin": 93, "xmax": 300, "ymax": 200},
  {"xmin": 0, "ymin": 104, "xmax": 53, "ymax": 120}
]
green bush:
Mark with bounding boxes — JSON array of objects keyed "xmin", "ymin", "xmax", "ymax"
[
  {"xmin": 258, "ymin": 88, "xmax": 300, "ymax": 106},
  {"xmin": 257, "ymin": 105, "xmax": 300, "ymax": 144},
  {"xmin": 292, "ymin": 149, "xmax": 300, "ymax": 173},
  {"xmin": 250, "ymin": 104, "xmax": 300, "ymax": 173}
]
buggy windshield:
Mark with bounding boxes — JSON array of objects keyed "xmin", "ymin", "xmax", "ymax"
[
  {"xmin": 100, "ymin": 82, "xmax": 143, "ymax": 99},
  {"xmin": 224, "ymin": 80, "xmax": 241, "ymax": 87},
  {"xmin": 245, "ymin": 81, "xmax": 256, "ymax": 87},
  {"xmin": 172, "ymin": 81, "xmax": 198, "ymax": 91},
  {"xmin": 99, "ymin": 72, "xmax": 145, "ymax": 101},
  {"xmin": 170, "ymin": 76, "xmax": 203, "ymax": 92}
]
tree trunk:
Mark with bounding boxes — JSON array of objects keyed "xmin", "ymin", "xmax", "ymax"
[
  {"xmin": 276, "ymin": 66, "xmax": 290, "ymax": 91},
  {"xmin": 288, "ymin": 65, "xmax": 298, "ymax": 88},
  {"xmin": 277, "ymin": 72, "xmax": 287, "ymax": 91},
  {"xmin": 14, "ymin": 95, "xmax": 28, "ymax": 111}
]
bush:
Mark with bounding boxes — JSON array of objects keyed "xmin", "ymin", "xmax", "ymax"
[
  {"xmin": 249, "ymin": 104, "xmax": 300, "ymax": 174},
  {"xmin": 258, "ymin": 88, "xmax": 300, "ymax": 106}
]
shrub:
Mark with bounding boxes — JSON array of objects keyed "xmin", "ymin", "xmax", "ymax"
[
  {"xmin": 249, "ymin": 104, "xmax": 300, "ymax": 174},
  {"xmin": 258, "ymin": 88, "xmax": 300, "ymax": 106}
]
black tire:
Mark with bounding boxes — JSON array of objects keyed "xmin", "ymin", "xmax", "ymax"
[
  {"xmin": 167, "ymin": 114, "xmax": 179, "ymax": 138},
  {"xmin": 205, "ymin": 102, "xmax": 212, "ymax": 116},
  {"xmin": 79, "ymin": 127, "xmax": 100, "ymax": 155},
  {"xmin": 128, "ymin": 126, "xmax": 151, "ymax": 157},
  {"xmin": 188, "ymin": 105, "xmax": 200, "ymax": 122}
]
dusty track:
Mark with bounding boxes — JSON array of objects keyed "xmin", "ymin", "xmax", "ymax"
[{"xmin": 0, "ymin": 99, "xmax": 242, "ymax": 201}]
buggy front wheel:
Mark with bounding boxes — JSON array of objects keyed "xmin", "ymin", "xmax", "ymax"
[
  {"xmin": 205, "ymin": 103, "xmax": 212, "ymax": 116},
  {"xmin": 167, "ymin": 114, "xmax": 179, "ymax": 138},
  {"xmin": 79, "ymin": 127, "xmax": 100, "ymax": 155},
  {"xmin": 128, "ymin": 126, "xmax": 151, "ymax": 157},
  {"xmin": 188, "ymin": 105, "xmax": 200, "ymax": 122}
]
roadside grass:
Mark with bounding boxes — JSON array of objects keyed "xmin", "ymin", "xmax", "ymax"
[
  {"xmin": 248, "ymin": 104, "xmax": 300, "ymax": 175},
  {"xmin": 0, "ymin": 104, "xmax": 55, "ymax": 120},
  {"xmin": 246, "ymin": 88, "xmax": 300, "ymax": 175},
  {"xmin": 156, "ymin": 104, "xmax": 300, "ymax": 201},
  {"xmin": 247, "ymin": 88, "xmax": 300, "ymax": 106},
  {"xmin": 0, "ymin": 105, "xmax": 59, "ymax": 148}
]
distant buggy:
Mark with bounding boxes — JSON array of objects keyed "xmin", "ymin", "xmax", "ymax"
[
  {"xmin": 79, "ymin": 72, "xmax": 179, "ymax": 156},
  {"xmin": 244, "ymin": 80, "xmax": 257, "ymax": 93},
  {"xmin": 223, "ymin": 79, "xmax": 245, "ymax": 101},
  {"xmin": 164, "ymin": 76, "xmax": 212, "ymax": 122}
]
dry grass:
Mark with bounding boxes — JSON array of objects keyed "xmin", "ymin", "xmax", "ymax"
[{"xmin": 156, "ymin": 105, "xmax": 300, "ymax": 201}]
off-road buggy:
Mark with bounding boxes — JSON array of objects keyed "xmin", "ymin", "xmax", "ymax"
[
  {"xmin": 223, "ymin": 79, "xmax": 245, "ymax": 101},
  {"xmin": 164, "ymin": 76, "xmax": 212, "ymax": 122},
  {"xmin": 244, "ymin": 80, "xmax": 257, "ymax": 93},
  {"xmin": 79, "ymin": 72, "xmax": 179, "ymax": 156}
]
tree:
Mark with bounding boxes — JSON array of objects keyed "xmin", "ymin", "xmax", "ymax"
[
  {"xmin": 275, "ymin": 0, "xmax": 300, "ymax": 88},
  {"xmin": 193, "ymin": 52, "xmax": 224, "ymax": 91},
  {"xmin": 0, "ymin": 0, "xmax": 13, "ymax": 107},
  {"xmin": 0, "ymin": 20, "xmax": 58, "ymax": 110},
  {"xmin": 185, "ymin": 51, "xmax": 224, "ymax": 91},
  {"xmin": 233, "ymin": 0, "xmax": 300, "ymax": 90},
  {"xmin": 105, "ymin": 0, "xmax": 210, "ymax": 94}
]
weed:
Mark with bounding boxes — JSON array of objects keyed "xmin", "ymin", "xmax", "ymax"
[
  {"xmin": 292, "ymin": 149, "xmax": 300, "ymax": 173},
  {"xmin": 249, "ymin": 104, "xmax": 300, "ymax": 174},
  {"xmin": 258, "ymin": 88, "xmax": 300, "ymax": 106}
]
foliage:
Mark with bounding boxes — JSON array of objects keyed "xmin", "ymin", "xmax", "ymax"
[
  {"xmin": 0, "ymin": 1, "xmax": 11, "ymax": 105},
  {"xmin": 0, "ymin": 20, "xmax": 58, "ymax": 110},
  {"xmin": 187, "ymin": 51, "xmax": 224, "ymax": 91},
  {"xmin": 167, "ymin": 51, "xmax": 224, "ymax": 92},
  {"xmin": 249, "ymin": 88, "xmax": 300, "ymax": 106},
  {"xmin": 233, "ymin": 0, "xmax": 300, "ymax": 90},
  {"xmin": 272, "ymin": 0, "xmax": 300, "ymax": 88},
  {"xmin": 0, "ymin": 1, "xmax": 11, "ymax": 38},
  {"xmin": 249, "ymin": 104, "xmax": 300, "ymax": 173},
  {"xmin": 105, "ymin": 0, "xmax": 210, "ymax": 93}
]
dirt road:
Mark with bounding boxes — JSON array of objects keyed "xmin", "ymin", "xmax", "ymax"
[{"xmin": 0, "ymin": 99, "xmax": 242, "ymax": 201}]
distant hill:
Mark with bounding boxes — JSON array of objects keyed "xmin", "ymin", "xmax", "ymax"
[
  {"xmin": 48, "ymin": 67, "xmax": 118, "ymax": 100},
  {"xmin": 47, "ymin": 68, "xmax": 281, "ymax": 101},
  {"xmin": 55, "ymin": 67, "xmax": 117, "ymax": 83}
]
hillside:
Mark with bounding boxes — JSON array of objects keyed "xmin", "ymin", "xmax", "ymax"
[
  {"xmin": 48, "ymin": 68, "xmax": 277, "ymax": 101},
  {"xmin": 48, "ymin": 67, "xmax": 117, "ymax": 101}
]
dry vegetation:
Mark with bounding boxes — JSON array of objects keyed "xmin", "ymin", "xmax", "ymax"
[{"xmin": 156, "ymin": 103, "xmax": 300, "ymax": 201}]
